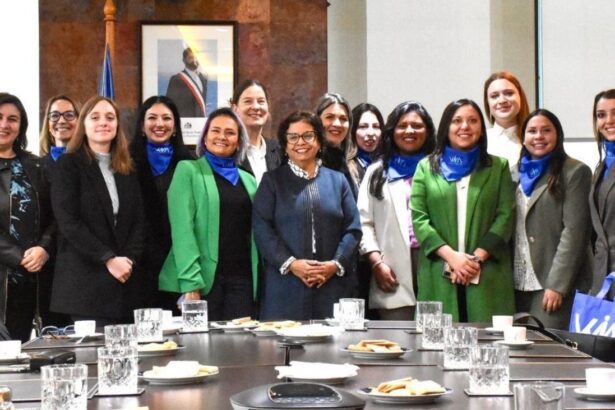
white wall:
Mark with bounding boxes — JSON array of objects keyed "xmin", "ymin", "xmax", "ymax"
[
  {"xmin": 328, "ymin": 0, "xmax": 601, "ymax": 167},
  {"xmin": 0, "ymin": 1, "xmax": 39, "ymax": 154}
]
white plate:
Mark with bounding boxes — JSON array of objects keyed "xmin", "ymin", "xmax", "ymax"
[
  {"xmin": 342, "ymin": 347, "xmax": 410, "ymax": 359},
  {"xmin": 276, "ymin": 325, "xmax": 337, "ymax": 341},
  {"xmin": 141, "ymin": 369, "xmax": 218, "ymax": 385},
  {"xmin": 162, "ymin": 325, "xmax": 182, "ymax": 335},
  {"xmin": 574, "ymin": 387, "xmax": 615, "ymax": 401},
  {"xmin": 67, "ymin": 332, "xmax": 104, "ymax": 339},
  {"xmin": 360, "ymin": 387, "xmax": 453, "ymax": 404},
  {"xmin": 484, "ymin": 327, "xmax": 504, "ymax": 335},
  {"xmin": 210, "ymin": 322, "xmax": 259, "ymax": 332},
  {"xmin": 137, "ymin": 346, "xmax": 184, "ymax": 357},
  {"xmin": 0, "ymin": 353, "xmax": 29, "ymax": 364},
  {"xmin": 494, "ymin": 340, "xmax": 534, "ymax": 349}
]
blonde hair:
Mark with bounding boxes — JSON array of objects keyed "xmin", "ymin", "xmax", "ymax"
[
  {"xmin": 39, "ymin": 95, "xmax": 80, "ymax": 155},
  {"xmin": 68, "ymin": 96, "xmax": 133, "ymax": 175}
]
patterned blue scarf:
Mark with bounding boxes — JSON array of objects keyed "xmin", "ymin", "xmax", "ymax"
[
  {"xmin": 519, "ymin": 153, "xmax": 552, "ymax": 197},
  {"xmin": 440, "ymin": 145, "xmax": 479, "ymax": 182},
  {"xmin": 204, "ymin": 151, "xmax": 239, "ymax": 186},
  {"xmin": 146, "ymin": 141, "xmax": 174, "ymax": 176},
  {"xmin": 387, "ymin": 152, "xmax": 425, "ymax": 182},
  {"xmin": 50, "ymin": 146, "xmax": 66, "ymax": 161}
]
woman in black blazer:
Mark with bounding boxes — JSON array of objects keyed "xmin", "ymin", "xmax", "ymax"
[
  {"xmin": 129, "ymin": 96, "xmax": 193, "ymax": 311},
  {"xmin": 0, "ymin": 93, "xmax": 54, "ymax": 342},
  {"xmin": 51, "ymin": 96, "xmax": 144, "ymax": 325}
]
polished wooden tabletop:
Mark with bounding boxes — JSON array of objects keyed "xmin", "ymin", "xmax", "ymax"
[{"xmin": 6, "ymin": 321, "xmax": 615, "ymax": 409}]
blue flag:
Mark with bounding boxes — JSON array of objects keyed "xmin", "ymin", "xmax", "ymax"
[{"xmin": 98, "ymin": 43, "xmax": 115, "ymax": 99}]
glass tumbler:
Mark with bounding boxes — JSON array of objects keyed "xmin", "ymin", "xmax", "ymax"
[
  {"xmin": 415, "ymin": 301, "xmax": 443, "ymax": 332},
  {"xmin": 41, "ymin": 364, "xmax": 88, "ymax": 410}
]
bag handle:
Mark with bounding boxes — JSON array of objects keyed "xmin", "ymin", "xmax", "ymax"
[{"xmin": 596, "ymin": 272, "xmax": 615, "ymax": 299}]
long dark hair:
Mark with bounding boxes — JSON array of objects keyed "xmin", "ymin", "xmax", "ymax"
[
  {"xmin": 368, "ymin": 101, "xmax": 435, "ymax": 200},
  {"xmin": 593, "ymin": 89, "xmax": 615, "ymax": 168},
  {"xmin": 130, "ymin": 95, "xmax": 192, "ymax": 168},
  {"xmin": 351, "ymin": 103, "xmax": 384, "ymax": 154},
  {"xmin": 519, "ymin": 109, "xmax": 567, "ymax": 198},
  {"xmin": 429, "ymin": 99, "xmax": 491, "ymax": 174},
  {"xmin": 0, "ymin": 93, "xmax": 28, "ymax": 154}
]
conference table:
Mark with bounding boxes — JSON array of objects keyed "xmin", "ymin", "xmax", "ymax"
[{"xmin": 4, "ymin": 321, "xmax": 615, "ymax": 409}]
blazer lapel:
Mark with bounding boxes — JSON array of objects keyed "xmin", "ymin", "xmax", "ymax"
[
  {"xmin": 388, "ymin": 179, "xmax": 410, "ymax": 247},
  {"xmin": 526, "ymin": 174, "xmax": 549, "ymax": 212},
  {"xmin": 85, "ymin": 161, "xmax": 115, "ymax": 231},
  {"xmin": 599, "ymin": 167, "xmax": 615, "ymax": 218},
  {"xmin": 434, "ymin": 174, "xmax": 458, "ymax": 248},
  {"xmin": 197, "ymin": 158, "xmax": 219, "ymax": 262}
]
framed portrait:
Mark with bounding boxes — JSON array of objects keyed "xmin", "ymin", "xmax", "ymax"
[{"xmin": 141, "ymin": 22, "xmax": 237, "ymax": 144}]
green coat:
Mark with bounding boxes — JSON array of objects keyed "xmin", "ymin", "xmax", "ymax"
[
  {"xmin": 410, "ymin": 156, "xmax": 516, "ymax": 322},
  {"xmin": 159, "ymin": 158, "xmax": 259, "ymax": 298}
]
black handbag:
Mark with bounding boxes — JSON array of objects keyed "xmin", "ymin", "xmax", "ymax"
[{"xmin": 513, "ymin": 313, "xmax": 615, "ymax": 363}]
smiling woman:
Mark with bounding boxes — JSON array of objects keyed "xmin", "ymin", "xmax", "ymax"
[
  {"xmin": 159, "ymin": 108, "xmax": 259, "ymax": 321},
  {"xmin": 129, "ymin": 96, "xmax": 194, "ymax": 312},
  {"xmin": 253, "ymin": 111, "xmax": 362, "ymax": 320},
  {"xmin": 411, "ymin": 99, "xmax": 516, "ymax": 323},
  {"xmin": 50, "ymin": 96, "xmax": 145, "ymax": 325}
]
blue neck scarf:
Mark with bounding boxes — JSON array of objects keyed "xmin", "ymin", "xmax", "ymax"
[
  {"xmin": 204, "ymin": 151, "xmax": 239, "ymax": 186},
  {"xmin": 519, "ymin": 153, "xmax": 552, "ymax": 197},
  {"xmin": 440, "ymin": 145, "xmax": 480, "ymax": 182},
  {"xmin": 146, "ymin": 141, "xmax": 174, "ymax": 177},
  {"xmin": 603, "ymin": 141, "xmax": 615, "ymax": 178},
  {"xmin": 357, "ymin": 149, "xmax": 372, "ymax": 168},
  {"xmin": 50, "ymin": 146, "xmax": 66, "ymax": 161},
  {"xmin": 387, "ymin": 152, "xmax": 425, "ymax": 182}
]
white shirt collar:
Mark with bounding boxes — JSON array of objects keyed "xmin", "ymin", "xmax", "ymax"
[
  {"xmin": 288, "ymin": 159, "xmax": 321, "ymax": 180},
  {"xmin": 491, "ymin": 123, "xmax": 518, "ymax": 141}
]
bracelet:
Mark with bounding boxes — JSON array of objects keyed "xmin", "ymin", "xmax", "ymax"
[{"xmin": 371, "ymin": 259, "xmax": 385, "ymax": 271}]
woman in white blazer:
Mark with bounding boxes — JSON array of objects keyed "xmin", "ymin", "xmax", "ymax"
[{"xmin": 357, "ymin": 101, "xmax": 435, "ymax": 319}]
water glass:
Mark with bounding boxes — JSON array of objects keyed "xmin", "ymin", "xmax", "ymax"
[
  {"xmin": 514, "ymin": 382, "xmax": 564, "ymax": 410},
  {"xmin": 104, "ymin": 324, "xmax": 137, "ymax": 348},
  {"xmin": 443, "ymin": 326, "xmax": 478, "ymax": 369},
  {"xmin": 421, "ymin": 313, "xmax": 452, "ymax": 350},
  {"xmin": 41, "ymin": 364, "xmax": 88, "ymax": 410},
  {"xmin": 415, "ymin": 301, "xmax": 443, "ymax": 332},
  {"xmin": 97, "ymin": 347, "xmax": 138, "ymax": 395},
  {"xmin": 134, "ymin": 308, "xmax": 163, "ymax": 342},
  {"xmin": 181, "ymin": 300, "xmax": 208, "ymax": 332},
  {"xmin": 469, "ymin": 345, "xmax": 510, "ymax": 394},
  {"xmin": 338, "ymin": 298, "xmax": 365, "ymax": 330},
  {"xmin": 0, "ymin": 386, "xmax": 13, "ymax": 410}
]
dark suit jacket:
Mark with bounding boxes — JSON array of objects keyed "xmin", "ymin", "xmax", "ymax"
[
  {"xmin": 239, "ymin": 137, "xmax": 282, "ymax": 176},
  {"xmin": 50, "ymin": 152, "xmax": 144, "ymax": 319},
  {"xmin": 590, "ymin": 162, "xmax": 615, "ymax": 295},
  {"xmin": 166, "ymin": 70, "xmax": 208, "ymax": 118}
]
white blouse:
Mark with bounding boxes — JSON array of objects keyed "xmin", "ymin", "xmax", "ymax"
[
  {"xmin": 487, "ymin": 124, "xmax": 521, "ymax": 180},
  {"xmin": 513, "ymin": 189, "xmax": 543, "ymax": 291}
]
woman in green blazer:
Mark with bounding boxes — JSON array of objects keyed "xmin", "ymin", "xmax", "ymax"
[
  {"xmin": 159, "ymin": 108, "xmax": 258, "ymax": 321},
  {"xmin": 514, "ymin": 109, "xmax": 592, "ymax": 329},
  {"xmin": 411, "ymin": 99, "xmax": 516, "ymax": 322}
]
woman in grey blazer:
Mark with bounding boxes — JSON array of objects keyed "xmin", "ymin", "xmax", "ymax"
[
  {"xmin": 514, "ymin": 109, "xmax": 592, "ymax": 329},
  {"xmin": 589, "ymin": 89, "xmax": 615, "ymax": 297}
]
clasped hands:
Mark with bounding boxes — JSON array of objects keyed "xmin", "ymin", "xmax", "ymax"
[
  {"xmin": 290, "ymin": 259, "xmax": 337, "ymax": 288},
  {"xmin": 20, "ymin": 246, "xmax": 49, "ymax": 273},
  {"xmin": 106, "ymin": 256, "xmax": 133, "ymax": 283}
]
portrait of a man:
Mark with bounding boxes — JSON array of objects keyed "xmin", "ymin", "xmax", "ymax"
[{"xmin": 166, "ymin": 47, "xmax": 208, "ymax": 118}]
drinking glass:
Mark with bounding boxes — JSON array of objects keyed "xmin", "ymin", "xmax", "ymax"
[
  {"xmin": 415, "ymin": 301, "xmax": 443, "ymax": 332},
  {"xmin": 338, "ymin": 298, "xmax": 365, "ymax": 330},
  {"xmin": 0, "ymin": 386, "xmax": 13, "ymax": 410},
  {"xmin": 421, "ymin": 313, "xmax": 452, "ymax": 350},
  {"xmin": 133, "ymin": 308, "xmax": 163, "ymax": 342},
  {"xmin": 443, "ymin": 326, "xmax": 478, "ymax": 369},
  {"xmin": 104, "ymin": 324, "xmax": 137, "ymax": 348},
  {"xmin": 514, "ymin": 382, "xmax": 564, "ymax": 410},
  {"xmin": 181, "ymin": 300, "xmax": 208, "ymax": 332},
  {"xmin": 469, "ymin": 345, "xmax": 510, "ymax": 394},
  {"xmin": 41, "ymin": 364, "xmax": 88, "ymax": 410},
  {"xmin": 97, "ymin": 347, "xmax": 138, "ymax": 395}
]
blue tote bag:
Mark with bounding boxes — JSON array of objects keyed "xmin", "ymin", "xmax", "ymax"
[{"xmin": 569, "ymin": 272, "xmax": 615, "ymax": 336}]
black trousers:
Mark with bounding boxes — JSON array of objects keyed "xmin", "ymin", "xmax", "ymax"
[
  {"xmin": 204, "ymin": 274, "xmax": 254, "ymax": 322},
  {"xmin": 6, "ymin": 280, "xmax": 37, "ymax": 342}
]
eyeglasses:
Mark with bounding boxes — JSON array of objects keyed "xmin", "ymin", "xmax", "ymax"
[
  {"xmin": 48, "ymin": 111, "xmax": 77, "ymax": 122},
  {"xmin": 287, "ymin": 131, "xmax": 317, "ymax": 144},
  {"xmin": 41, "ymin": 325, "xmax": 75, "ymax": 338}
]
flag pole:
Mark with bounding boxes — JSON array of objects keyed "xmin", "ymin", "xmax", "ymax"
[{"xmin": 103, "ymin": 0, "xmax": 116, "ymax": 71}]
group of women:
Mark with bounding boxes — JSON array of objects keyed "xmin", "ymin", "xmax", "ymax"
[{"xmin": 0, "ymin": 71, "xmax": 613, "ymax": 342}]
